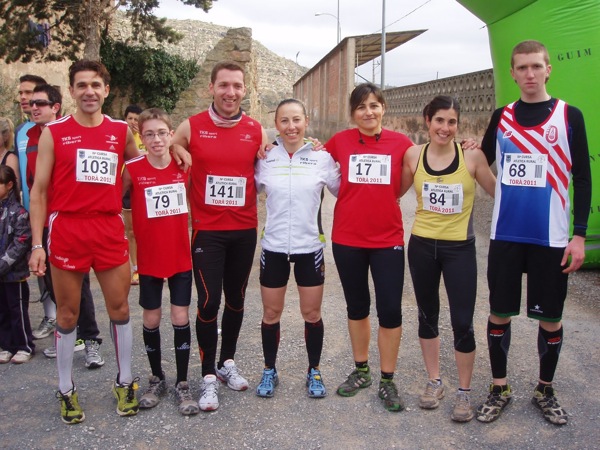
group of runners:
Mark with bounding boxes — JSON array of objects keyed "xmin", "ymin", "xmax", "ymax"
[{"xmin": 1, "ymin": 38, "xmax": 590, "ymax": 427}]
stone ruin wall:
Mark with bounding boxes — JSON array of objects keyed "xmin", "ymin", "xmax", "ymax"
[{"xmin": 383, "ymin": 69, "xmax": 495, "ymax": 144}]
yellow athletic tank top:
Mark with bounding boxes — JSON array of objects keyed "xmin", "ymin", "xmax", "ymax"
[{"xmin": 412, "ymin": 142, "xmax": 475, "ymax": 241}]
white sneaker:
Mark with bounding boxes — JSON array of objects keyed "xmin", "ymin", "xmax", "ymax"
[
  {"xmin": 11, "ymin": 350, "xmax": 32, "ymax": 364},
  {"xmin": 0, "ymin": 350, "xmax": 13, "ymax": 364},
  {"xmin": 199, "ymin": 374, "xmax": 219, "ymax": 411},
  {"xmin": 216, "ymin": 359, "xmax": 249, "ymax": 391}
]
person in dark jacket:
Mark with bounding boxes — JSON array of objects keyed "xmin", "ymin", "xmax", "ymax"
[{"xmin": 0, "ymin": 165, "xmax": 33, "ymax": 363}]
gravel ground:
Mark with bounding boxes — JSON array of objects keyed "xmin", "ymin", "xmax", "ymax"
[{"xmin": 1, "ymin": 190, "xmax": 599, "ymax": 450}]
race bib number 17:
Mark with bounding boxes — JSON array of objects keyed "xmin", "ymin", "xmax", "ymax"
[
  {"xmin": 348, "ymin": 154, "xmax": 391, "ymax": 184},
  {"xmin": 76, "ymin": 149, "xmax": 118, "ymax": 185}
]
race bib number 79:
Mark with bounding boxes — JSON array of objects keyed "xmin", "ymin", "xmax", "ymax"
[{"xmin": 145, "ymin": 183, "xmax": 188, "ymax": 218}]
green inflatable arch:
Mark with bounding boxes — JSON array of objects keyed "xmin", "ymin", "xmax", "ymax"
[{"xmin": 457, "ymin": 0, "xmax": 600, "ymax": 267}]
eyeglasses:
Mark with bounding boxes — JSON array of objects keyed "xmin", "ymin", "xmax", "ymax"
[
  {"xmin": 29, "ymin": 99, "xmax": 54, "ymax": 107},
  {"xmin": 142, "ymin": 130, "xmax": 170, "ymax": 139}
]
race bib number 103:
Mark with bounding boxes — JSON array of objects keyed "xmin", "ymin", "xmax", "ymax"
[{"xmin": 76, "ymin": 149, "xmax": 118, "ymax": 185}]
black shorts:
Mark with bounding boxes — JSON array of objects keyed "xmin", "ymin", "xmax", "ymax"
[
  {"xmin": 487, "ymin": 240, "xmax": 568, "ymax": 322},
  {"xmin": 139, "ymin": 270, "xmax": 192, "ymax": 310},
  {"xmin": 259, "ymin": 249, "xmax": 325, "ymax": 288}
]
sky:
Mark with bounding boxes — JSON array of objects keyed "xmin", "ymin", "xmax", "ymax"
[{"xmin": 155, "ymin": 0, "xmax": 492, "ymax": 87}]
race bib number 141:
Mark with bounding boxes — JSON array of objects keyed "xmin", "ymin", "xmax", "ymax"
[{"xmin": 205, "ymin": 175, "xmax": 246, "ymax": 207}]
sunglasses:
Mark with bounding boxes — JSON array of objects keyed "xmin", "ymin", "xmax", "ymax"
[{"xmin": 29, "ymin": 99, "xmax": 54, "ymax": 107}]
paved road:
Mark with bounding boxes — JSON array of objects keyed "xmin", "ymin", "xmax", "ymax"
[{"xmin": 1, "ymin": 191, "xmax": 598, "ymax": 449}]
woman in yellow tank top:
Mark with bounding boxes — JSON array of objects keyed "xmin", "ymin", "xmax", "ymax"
[{"xmin": 401, "ymin": 96, "xmax": 495, "ymax": 422}]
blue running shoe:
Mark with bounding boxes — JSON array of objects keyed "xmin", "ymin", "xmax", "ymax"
[
  {"xmin": 256, "ymin": 368, "xmax": 278, "ymax": 398},
  {"xmin": 306, "ymin": 368, "xmax": 327, "ymax": 398}
]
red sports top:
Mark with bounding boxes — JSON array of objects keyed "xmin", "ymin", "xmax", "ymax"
[
  {"xmin": 126, "ymin": 155, "xmax": 191, "ymax": 278},
  {"xmin": 47, "ymin": 115, "xmax": 127, "ymax": 215},
  {"xmin": 187, "ymin": 111, "xmax": 262, "ymax": 230},
  {"xmin": 325, "ymin": 128, "xmax": 412, "ymax": 248}
]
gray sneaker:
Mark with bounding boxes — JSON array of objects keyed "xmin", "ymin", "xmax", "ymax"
[
  {"xmin": 43, "ymin": 346, "xmax": 57, "ymax": 358},
  {"xmin": 175, "ymin": 381, "xmax": 200, "ymax": 415},
  {"xmin": 33, "ymin": 316, "xmax": 56, "ymax": 340},
  {"xmin": 84, "ymin": 340, "xmax": 105, "ymax": 368},
  {"xmin": 451, "ymin": 390, "xmax": 474, "ymax": 422},
  {"xmin": 139, "ymin": 375, "xmax": 167, "ymax": 409},
  {"xmin": 419, "ymin": 380, "xmax": 445, "ymax": 409}
]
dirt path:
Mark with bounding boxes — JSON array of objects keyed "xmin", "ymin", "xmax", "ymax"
[{"xmin": 1, "ymin": 191, "xmax": 598, "ymax": 450}]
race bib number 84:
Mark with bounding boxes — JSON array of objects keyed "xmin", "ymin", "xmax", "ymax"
[
  {"xmin": 422, "ymin": 182, "xmax": 463, "ymax": 214},
  {"xmin": 76, "ymin": 149, "xmax": 118, "ymax": 185}
]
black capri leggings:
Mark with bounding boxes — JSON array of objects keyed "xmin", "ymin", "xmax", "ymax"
[
  {"xmin": 407, "ymin": 234, "xmax": 476, "ymax": 353},
  {"xmin": 332, "ymin": 242, "xmax": 404, "ymax": 329}
]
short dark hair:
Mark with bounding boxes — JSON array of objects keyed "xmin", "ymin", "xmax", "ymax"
[
  {"xmin": 511, "ymin": 40, "xmax": 550, "ymax": 67},
  {"xmin": 0, "ymin": 165, "xmax": 20, "ymax": 203},
  {"xmin": 68, "ymin": 60, "xmax": 111, "ymax": 87},
  {"xmin": 210, "ymin": 61, "xmax": 245, "ymax": 84},
  {"xmin": 124, "ymin": 105, "xmax": 143, "ymax": 117},
  {"xmin": 423, "ymin": 95, "xmax": 460, "ymax": 123},
  {"xmin": 19, "ymin": 74, "xmax": 47, "ymax": 86},
  {"xmin": 33, "ymin": 84, "xmax": 62, "ymax": 107},
  {"xmin": 349, "ymin": 83, "xmax": 386, "ymax": 116},
  {"xmin": 138, "ymin": 108, "xmax": 173, "ymax": 133}
]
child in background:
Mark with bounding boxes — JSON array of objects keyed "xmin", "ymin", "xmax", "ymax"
[
  {"xmin": 122, "ymin": 108, "xmax": 198, "ymax": 415},
  {"xmin": 0, "ymin": 165, "xmax": 34, "ymax": 363}
]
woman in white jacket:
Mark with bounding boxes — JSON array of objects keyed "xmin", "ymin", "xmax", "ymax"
[{"xmin": 254, "ymin": 99, "xmax": 340, "ymax": 399}]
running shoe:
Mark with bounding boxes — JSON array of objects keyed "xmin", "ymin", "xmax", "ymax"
[
  {"xmin": 451, "ymin": 390, "xmax": 474, "ymax": 422},
  {"xmin": 112, "ymin": 378, "xmax": 140, "ymax": 416},
  {"xmin": 84, "ymin": 340, "xmax": 105, "ymax": 369},
  {"xmin": 216, "ymin": 359, "xmax": 249, "ymax": 391},
  {"xmin": 0, "ymin": 350, "xmax": 14, "ymax": 364},
  {"xmin": 419, "ymin": 380, "xmax": 445, "ymax": 409},
  {"xmin": 10, "ymin": 350, "xmax": 32, "ymax": 364},
  {"xmin": 131, "ymin": 272, "xmax": 139, "ymax": 285},
  {"xmin": 139, "ymin": 375, "xmax": 167, "ymax": 409},
  {"xmin": 199, "ymin": 374, "xmax": 219, "ymax": 411},
  {"xmin": 74, "ymin": 339, "xmax": 85, "ymax": 352},
  {"xmin": 256, "ymin": 368, "xmax": 279, "ymax": 398},
  {"xmin": 175, "ymin": 381, "xmax": 200, "ymax": 415},
  {"xmin": 378, "ymin": 380, "xmax": 404, "ymax": 412},
  {"xmin": 336, "ymin": 367, "xmax": 372, "ymax": 397},
  {"xmin": 43, "ymin": 346, "xmax": 57, "ymax": 358},
  {"xmin": 531, "ymin": 385, "xmax": 568, "ymax": 425},
  {"xmin": 56, "ymin": 387, "xmax": 85, "ymax": 424},
  {"xmin": 306, "ymin": 368, "xmax": 327, "ymax": 398},
  {"xmin": 33, "ymin": 316, "xmax": 56, "ymax": 340},
  {"xmin": 476, "ymin": 384, "xmax": 512, "ymax": 423}
]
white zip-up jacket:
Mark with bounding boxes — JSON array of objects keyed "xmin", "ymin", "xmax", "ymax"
[{"xmin": 255, "ymin": 139, "xmax": 340, "ymax": 255}]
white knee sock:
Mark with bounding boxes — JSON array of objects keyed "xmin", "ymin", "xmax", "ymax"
[
  {"xmin": 56, "ymin": 326, "xmax": 76, "ymax": 393},
  {"xmin": 111, "ymin": 318, "xmax": 133, "ymax": 385}
]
